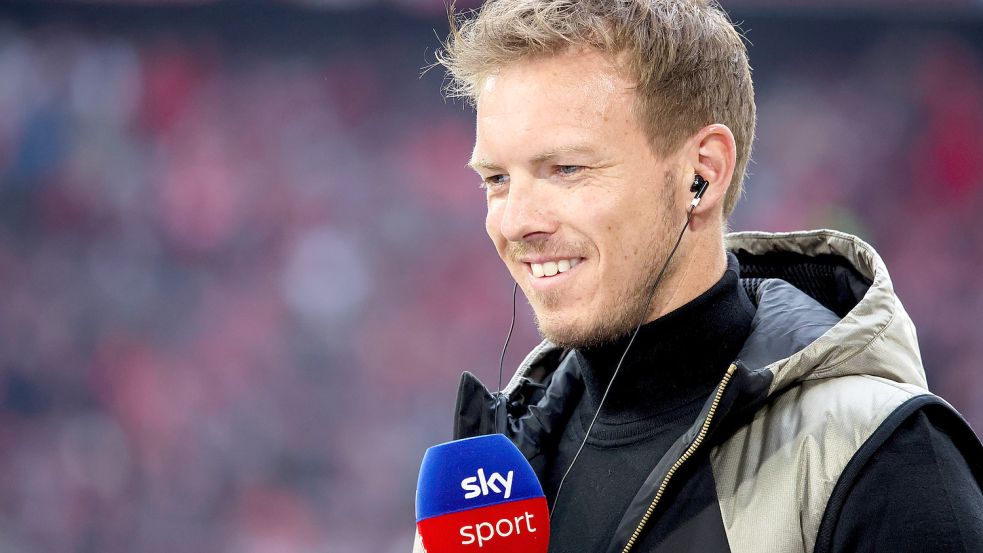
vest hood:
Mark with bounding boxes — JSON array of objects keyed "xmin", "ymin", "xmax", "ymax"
[{"xmin": 726, "ymin": 229, "xmax": 927, "ymax": 395}]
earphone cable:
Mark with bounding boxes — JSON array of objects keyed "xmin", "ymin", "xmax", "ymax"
[
  {"xmin": 549, "ymin": 201, "xmax": 698, "ymax": 517},
  {"xmin": 495, "ymin": 282, "xmax": 519, "ymax": 423}
]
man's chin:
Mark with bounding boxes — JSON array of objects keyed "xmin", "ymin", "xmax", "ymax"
[
  {"xmin": 532, "ymin": 295, "xmax": 651, "ymax": 349},
  {"xmin": 532, "ymin": 308, "xmax": 581, "ymax": 347},
  {"xmin": 535, "ymin": 315, "xmax": 629, "ymax": 350}
]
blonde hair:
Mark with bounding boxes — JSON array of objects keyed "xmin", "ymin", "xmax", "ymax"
[{"xmin": 437, "ymin": 0, "xmax": 755, "ymax": 218}]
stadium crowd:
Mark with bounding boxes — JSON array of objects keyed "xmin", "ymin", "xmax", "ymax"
[{"xmin": 0, "ymin": 4, "xmax": 981, "ymax": 552}]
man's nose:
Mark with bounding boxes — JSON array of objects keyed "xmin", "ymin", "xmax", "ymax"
[{"xmin": 498, "ymin": 176, "xmax": 555, "ymax": 243}]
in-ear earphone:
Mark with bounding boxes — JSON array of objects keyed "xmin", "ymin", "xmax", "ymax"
[{"xmin": 691, "ymin": 174, "xmax": 709, "ymax": 207}]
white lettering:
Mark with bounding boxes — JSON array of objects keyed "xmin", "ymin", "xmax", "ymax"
[
  {"xmin": 497, "ymin": 471, "xmax": 514, "ymax": 499},
  {"xmin": 458, "ymin": 511, "xmax": 540, "ymax": 548},
  {"xmin": 475, "ymin": 522, "xmax": 494, "ymax": 548},
  {"xmin": 461, "ymin": 476, "xmax": 481, "ymax": 500},
  {"xmin": 477, "ymin": 468, "xmax": 491, "ymax": 496},
  {"xmin": 460, "ymin": 526, "xmax": 475, "ymax": 545},
  {"xmin": 460, "ymin": 469, "xmax": 515, "ymax": 500}
]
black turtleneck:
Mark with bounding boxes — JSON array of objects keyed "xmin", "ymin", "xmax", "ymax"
[{"xmin": 544, "ymin": 252, "xmax": 756, "ymax": 553}]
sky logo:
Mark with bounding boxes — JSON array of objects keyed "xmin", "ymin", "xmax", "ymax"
[
  {"xmin": 461, "ymin": 468, "xmax": 514, "ymax": 500},
  {"xmin": 417, "ymin": 435, "xmax": 550, "ymax": 552}
]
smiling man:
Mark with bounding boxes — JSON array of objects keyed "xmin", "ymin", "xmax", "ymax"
[
  {"xmin": 472, "ymin": 47, "xmax": 730, "ymax": 349},
  {"xmin": 428, "ymin": 1, "xmax": 983, "ymax": 552}
]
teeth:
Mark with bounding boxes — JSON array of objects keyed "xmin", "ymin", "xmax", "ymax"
[{"xmin": 529, "ymin": 258, "xmax": 580, "ymax": 278}]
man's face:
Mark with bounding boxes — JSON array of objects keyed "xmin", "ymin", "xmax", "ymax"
[{"xmin": 472, "ymin": 49, "xmax": 686, "ymax": 348}]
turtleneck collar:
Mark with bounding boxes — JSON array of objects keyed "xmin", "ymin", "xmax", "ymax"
[{"xmin": 571, "ymin": 252, "xmax": 756, "ymax": 444}]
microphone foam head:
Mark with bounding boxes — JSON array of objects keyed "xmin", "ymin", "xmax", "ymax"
[{"xmin": 416, "ymin": 434, "xmax": 550, "ymax": 553}]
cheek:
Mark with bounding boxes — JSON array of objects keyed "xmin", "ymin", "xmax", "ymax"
[
  {"xmin": 578, "ymin": 202, "xmax": 625, "ymax": 249},
  {"xmin": 485, "ymin": 203, "xmax": 506, "ymax": 251},
  {"xmin": 587, "ymin": 216, "xmax": 642, "ymax": 282}
]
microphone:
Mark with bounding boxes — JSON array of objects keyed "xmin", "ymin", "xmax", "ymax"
[{"xmin": 416, "ymin": 434, "xmax": 550, "ymax": 552}]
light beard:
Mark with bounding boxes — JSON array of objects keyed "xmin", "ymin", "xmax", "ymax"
[
  {"xmin": 534, "ymin": 240, "xmax": 675, "ymax": 349},
  {"xmin": 531, "ymin": 175, "xmax": 680, "ymax": 349}
]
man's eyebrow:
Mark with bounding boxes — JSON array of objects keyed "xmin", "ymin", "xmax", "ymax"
[
  {"xmin": 467, "ymin": 144, "xmax": 601, "ymax": 172},
  {"xmin": 467, "ymin": 158, "xmax": 503, "ymax": 172},
  {"xmin": 529, "ymin": 144, "xmax": 599, "ymax": 164}
]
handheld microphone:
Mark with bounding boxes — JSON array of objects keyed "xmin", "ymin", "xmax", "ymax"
[{"xmin": 416, "ymin": 434, "xmax": 550, "ymax": 553}]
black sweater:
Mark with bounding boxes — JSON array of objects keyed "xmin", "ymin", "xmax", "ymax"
[{"xmin": 544, "ymin": 253, "xmax": 754, "ymax": 552}]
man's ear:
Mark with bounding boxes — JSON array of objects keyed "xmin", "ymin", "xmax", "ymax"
[{"xmin": 687, "ymin": 124, "xmax": 737, "ymax": 229}]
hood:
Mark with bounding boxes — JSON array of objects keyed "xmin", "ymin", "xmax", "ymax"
[{"xmin": 726, "ymin": 229, "xmax": 927, "ymax": 394}]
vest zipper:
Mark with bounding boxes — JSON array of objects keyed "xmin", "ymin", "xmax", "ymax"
[{"xmin": 621, "ymin": 362, "xmax": 738, "ymax": 553}]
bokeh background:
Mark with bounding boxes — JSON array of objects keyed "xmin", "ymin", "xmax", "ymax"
[{"xmin": 0, "ymin": 0, "xmax": 981, "ymax": 551}]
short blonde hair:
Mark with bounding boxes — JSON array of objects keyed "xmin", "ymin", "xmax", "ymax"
[{"xmin": 437, "ymin": 0, "xmax": 755, "ymax": 218}]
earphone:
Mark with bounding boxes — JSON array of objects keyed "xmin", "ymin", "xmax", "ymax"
[
  {"xmin": 495, "ymin": 173, "xmax": 711, "ymax": 515},
  {"xmin": 691, "ymin": 174, "xmax": 710, "ymax": 207}
]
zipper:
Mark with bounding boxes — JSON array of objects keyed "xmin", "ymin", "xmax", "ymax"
[{"xmin": 621, "ymin": 362, "xmax": 738, "ymax": 553}]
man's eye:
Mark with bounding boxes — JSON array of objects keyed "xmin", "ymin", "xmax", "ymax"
[
  {"xmin": 556, "ymin": 165, "xmax": 584, "ymax": 176},
  {"xmin": 480, "ymin": 174, "xmax": 509, "ymax": 189}
]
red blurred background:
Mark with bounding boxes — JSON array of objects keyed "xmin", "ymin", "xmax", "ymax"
[{"xmin": 0, "ymin": 1, "xmax": 981, "ymax": 551}]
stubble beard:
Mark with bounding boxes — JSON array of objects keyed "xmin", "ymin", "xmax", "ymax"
[{"xmin": 529, "ymin": 184, "xmax": 680, "ymax": 350}]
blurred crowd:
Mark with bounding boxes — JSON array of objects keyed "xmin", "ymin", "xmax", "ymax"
[{"xmin": 0, "ymin": 3, "xmax": 981, "ymax": 553}]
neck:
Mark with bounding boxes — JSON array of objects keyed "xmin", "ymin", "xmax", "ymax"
[
  {"xmin": 646, "ymin": 232, "xmax": 728, "ymax": 323},
  {"xmin": 572, "ymin": 252, "xmax": 755, "ymax": 439}
]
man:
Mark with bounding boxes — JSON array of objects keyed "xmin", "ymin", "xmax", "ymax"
[{"xmin": 424, "ymin": 1, "xmax": 983, "ymax": 552}]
